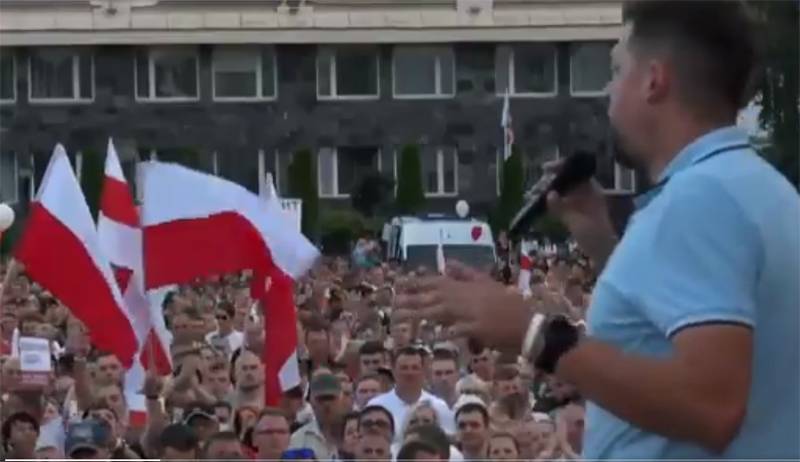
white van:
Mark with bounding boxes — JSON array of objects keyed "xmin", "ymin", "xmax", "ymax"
[{"xmin": 382, "ymin": 214, "xmax": 497, "ymax": 271}]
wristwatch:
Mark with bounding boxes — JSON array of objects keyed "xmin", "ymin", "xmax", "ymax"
[{"xmin": 522, "ymin": 313, "xmax": 581, "ymax": 374}]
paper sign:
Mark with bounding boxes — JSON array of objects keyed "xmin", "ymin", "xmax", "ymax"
[{"xmin": 19, "ymin": 336, "xmax": 51, "ymax": 387}]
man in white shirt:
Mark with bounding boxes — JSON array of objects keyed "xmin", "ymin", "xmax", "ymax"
[
  {"xmin": 367, "ymin": 346, "xmax": 454, "ymax": 443},
  {"xmin": 205, "ymin": 301, "xmax": 243, "ymax": 357}
]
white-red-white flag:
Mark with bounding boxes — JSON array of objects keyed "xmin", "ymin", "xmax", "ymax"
[
  {"xmin": 517, "ymin": 239, "xmax": 536, "ymax": 298},
  {"xmin": 98, "ymin": 139, "xmax": 172, "ymax": 426},
  {"xmin": 15, "ymin": 144, "xmax": 138, "ymax": 367},
  {"xmin": 140, "ymin": 162, "xmax": 319, "ymax": 404},
  {"xmin": 501, "ymin": 87, "xmax": 514, "ymax": 161}
]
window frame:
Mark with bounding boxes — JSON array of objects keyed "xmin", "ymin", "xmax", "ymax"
[
  {"xmin": 318, "ymin": 147, "xmax": 382, "ymax": 198},
  {"xmin": 569, "ymin": 42, "xmax": 612, "ymax": 97},
  {"xmin": 211, "ymin": 45, "xmax": 278, "ymax": 103},
  {"xmin": 0, "ymin": 52, "xmax": 16, "ymax": 105},
  {"xmin": 316, "ymin": 46, "xmax": 381, "ymax": 101},
  {"xmin": 27, "ymin": 49, "xmax": 94, "ymax": 105},
  {"xmin": 392, "ymin": 148, "xmax": 459, "ymax": 198},
  {"xmin": 391, "ymin": 45, "xmax": 456, "ymax": 100},
  {"xmin": 495, "ymin": 44, "xmax": 558, "ymax": 98},
  {"xmin": 318, "ymin": 148, "xmax": 345, "ymax": 199},
  {"xmin": 0, "ymin": 151, "xmax": 19, "ymax": 204},
  {"xmin": 134, "ymin": 46, "xmax": 201, "ymax": 103},
  {"xmin": 424, "ymin": 148, "xmax": 459, "ymax": 197}
]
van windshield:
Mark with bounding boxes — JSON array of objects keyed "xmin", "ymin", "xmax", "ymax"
[{"xmin": 405, "ymin": 245, "xmax": 496, "ymax": 272}]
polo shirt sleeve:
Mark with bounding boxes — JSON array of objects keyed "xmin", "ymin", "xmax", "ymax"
[{"xmin": 636, "ymin": 175, "xmax": 762, "ymax": 338}]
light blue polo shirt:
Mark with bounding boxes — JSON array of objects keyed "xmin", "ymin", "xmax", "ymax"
[{"xmin": 584, "ymin": 126, "xmax": 800, "ymax": 459}]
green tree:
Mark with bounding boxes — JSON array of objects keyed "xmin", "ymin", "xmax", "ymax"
[
  {"xmin": 79, "ymin": 149, "xmax": 105, "ymax": 221},
  {"xmin": 749, "ymin": 0, "xmax": 799, "ymax": 189},
  {"xmin": 352, "ymin": 173, "xmax": 394, "ymax": 218},
  {"xmin": 288, "ymin": 148, "xmax": 319, "ymax": 241},
  {"xmin": 395, "ymin": 144, "xmax": 425, "ymax": 214},
  {"xmin": 492, "ymin": 147, "xmax": 525, "ymax": 232}
]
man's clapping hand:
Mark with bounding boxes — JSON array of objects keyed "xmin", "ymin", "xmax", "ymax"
[{"xmin": 396, "ymin": 261, "xmax": 534, "ymax": 350}]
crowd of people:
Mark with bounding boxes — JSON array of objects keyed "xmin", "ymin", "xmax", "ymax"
[{"xmin": 0, "ymin": 237, "xmax": 590, "ymax": 461}]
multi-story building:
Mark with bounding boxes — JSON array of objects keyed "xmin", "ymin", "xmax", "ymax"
[{"xmin": 0, "ymin": 0, "xmax": 636, "ymax": 231}]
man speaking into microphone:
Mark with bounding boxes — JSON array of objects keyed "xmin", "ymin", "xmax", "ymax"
[{"xmin": 399, "ymin": 1, "xmax": 799, "ymax": 459}]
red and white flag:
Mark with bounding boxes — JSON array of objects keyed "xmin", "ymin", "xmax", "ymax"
[
  {"xmin": 517, "ymin": 239, "xmax": 536, "ymax": 298},
  {"xmin": 501, "ymin": 87, "xmax": 514, "ymax": 161},
  {"xmin": 98, "ymin": 139, "xmax": 172, "ymax": 426},
  {"xmin": 15, "ymin": 144, "xmax": 138, "ymax": 367},
  {"xmin": 140, "ymin": 162, "xmax": 319, "ymax": 404}
]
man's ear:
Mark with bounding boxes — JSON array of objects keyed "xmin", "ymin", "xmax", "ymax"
[{"xmin": 644, "ymin": 58, "xmax": 672, "ymax": 104}]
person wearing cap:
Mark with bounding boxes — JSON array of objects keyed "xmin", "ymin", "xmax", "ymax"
[
  {"xmin": 288, "ymin": 372, "xmax": 346, "ymax": 460},
  {"xmin": 64, "ymin": 418, "xmax": 112, "ymax": 459},
  {"xmin": 183, "ymin": 401, "xmax": 220, "ymax": 443}
]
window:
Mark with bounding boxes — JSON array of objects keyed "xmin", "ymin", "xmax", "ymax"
[
  {"xmin": 0, "ymin": 51, "xmax": 15, "ymax": 103},
  {"xmin": 495, "ymin": 44, "xmax": 557, "ymax": 96},
  {"xmin": 318, "ymin": 147, "xmax": 379, "ymax": 197},
  {"xmin": 393, "ymin": 46, "xmax": 454, "ymax": 98},
  {"xmin": 613, "ymin": 162, "xmax": 637, "ymax": 193},
  {"xmin": 317, "ymin": 46, "xmax": 379, "ymax": 100},
  {"xmin": 0, "ymin": 151, "xmax": 18, "ymax": 203},
  {"xmin": 135, "ymin": 47, "xmax": 199, "ymax": 101},
  {"xmin": 28, "ymin": 48, "xmax": 93, "ymax": 102},
  {"xmin": 571, "ymin": 42, "xmax": 612, "ymax": 96},
  {"xmin": 212, "ymin": 46, "xmax": 277, "ymax": 101},
  {"xmin": 421, "ymin": 148, "xmax": 458, "ymax": 196}
]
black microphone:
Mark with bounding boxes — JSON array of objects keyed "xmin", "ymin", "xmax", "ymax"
[{"xmin": 509, "ymin": 151, "xmax": 596, "ymax": 235}]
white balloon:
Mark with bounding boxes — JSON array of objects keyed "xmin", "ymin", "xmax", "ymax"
[
  {"xmin": 455, "ymin": 200, "xmax": 470, "ymax": 218},
  {"xmin": 0, "ymin": 203, "xmax": 14, "ymax": 231}
]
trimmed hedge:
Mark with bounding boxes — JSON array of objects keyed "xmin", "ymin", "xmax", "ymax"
[
  {"xmin": 288, "ymin": 148, "xmax": 319, "ymax": 241},
  {"xmin": 395, "ymin": 144, "xmax": 425, "ymax": 214}
]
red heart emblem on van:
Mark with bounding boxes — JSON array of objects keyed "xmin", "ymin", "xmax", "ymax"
[{"xmin": 471, "ymin": 226, "xmax": 482, "ymax": 241}]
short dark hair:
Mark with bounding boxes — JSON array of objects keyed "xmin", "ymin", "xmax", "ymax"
[
  {"xmin": 622, "ymin": 0, "xmax": 758, "ymax": 111},
  {"xmin": 2, "ymin": 412, "xmax": 39, "ymax": 448},
  {"xmin": 304, "ymin": 315, "xmax": 330, "ymax": 337},
  {"xmin": 431, "ymin": 348, "xmax": 457, "ymax": 364},
  {"xmin": 158, "ymin": 423, "xmax": 199, "ymax": 454},
  {"xmin": 455, "ymin": 403, "xmax": 489, "ymax": 426},
  {"xmin": 359, "ymin": 405, "xmax": 395, "ymax": 436},
  {"xmin": 215, "ymin": 301, "xmax": 235, "ymax": 318},
  {"xmin": 392, "ymin": 345, "xmax": 427, "ymax": 365},
  {"xmin": 397, "ymin": 439, "xmax": 440, "ymax": 461},
  {"xmin": 404, "ymin": 423, "xmax": 450, "ymax": 460},
  {"xmin": 359, "ymin": 340, "xmax": 386, "ymax": 357},
  {"xmin": 356, "ymin": 373, "xmax": 381, "ymax": 388}
]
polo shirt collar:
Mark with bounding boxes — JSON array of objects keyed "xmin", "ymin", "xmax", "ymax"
[
  {"xmin": 634, "ymin": 125, "xmax": 749, "ymax": 210},
  {"xmin": 657, "ymin": 125, "xmax": 749, "ymax": 183}
]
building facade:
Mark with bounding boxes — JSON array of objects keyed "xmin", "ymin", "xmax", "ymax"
[{"xmin": 0, "ymin": 0, "xmax": 635, "ymax": 230}]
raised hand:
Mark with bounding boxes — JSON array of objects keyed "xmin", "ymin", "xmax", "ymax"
[{"xmin": 396, "ymin": 261, "xmax": 533, "ymax": 350}]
